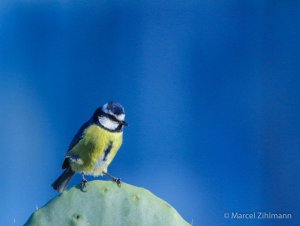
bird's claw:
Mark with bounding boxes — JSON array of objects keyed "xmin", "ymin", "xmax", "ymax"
[
  {"xmin": 81, "ymin": 178, "xmax": 87, "ymax": 192},
  {"xmin": 113, "ymin": 178, "xmax": 122, "ymax": 186},
  {"xmin": 103, "ymin": 172, "xmax": 122, "ymax": 186}
]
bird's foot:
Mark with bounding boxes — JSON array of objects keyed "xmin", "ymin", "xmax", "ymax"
[
  {"xmin": 112, "ymin": 177, "xmax": 122, "ymax": 186},
  {"xmin": 103, "ymin": 172, "xmax": 122, "ymax": 186},
  {"xmin": 81, "ymin": 175, "xmax": 88, "ymax": 192}
]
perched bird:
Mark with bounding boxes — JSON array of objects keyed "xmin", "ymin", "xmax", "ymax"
[{"xmin": 52, "ymin": 101, "xmax": 128, "ymax": 193}]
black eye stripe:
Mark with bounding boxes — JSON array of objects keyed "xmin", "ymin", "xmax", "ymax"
[
  {"xmin": 101, "ymin": 111, "xmax": 121, "ymax": 123},
  {"xmin": 108, "ymin": 114, "xmax": 119, "ymax": 122}
]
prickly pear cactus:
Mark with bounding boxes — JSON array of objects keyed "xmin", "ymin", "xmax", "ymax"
[{"xmin": 24, "ymin": 181, "xmax": 190, "ymax": 226}]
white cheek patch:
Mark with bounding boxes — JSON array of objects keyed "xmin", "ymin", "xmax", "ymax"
[
  {"xmin": 98, "ymin": 116, "xmax": 119, "ymax": 130},
  {"xmin": 116, "ymin": 114, "xmax": 125, "ymax": 121}
]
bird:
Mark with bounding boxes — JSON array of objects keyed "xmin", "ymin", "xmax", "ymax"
[{"xmin": 52, "ymin": 101, "xmax": 128, "ymax": 193}]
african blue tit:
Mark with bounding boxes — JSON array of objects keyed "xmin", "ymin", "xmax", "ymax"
[{"xmin": 52, "ymin": 101, "xmax": 128, "ymax": 193}]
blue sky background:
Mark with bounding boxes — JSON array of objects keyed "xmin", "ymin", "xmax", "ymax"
[{"xmin": 1, "ymin": 1, "xmax": 299, "ymax": 225}]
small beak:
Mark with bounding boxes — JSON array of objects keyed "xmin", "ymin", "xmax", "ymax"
[{"xmin": 120, "ymin": 120, "xmax": 128, "ymax": 126}]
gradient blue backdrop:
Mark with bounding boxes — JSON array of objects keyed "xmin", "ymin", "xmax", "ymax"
[{"xmin": 1, "ymin": 1, "xmax": 299, "ymax": 226}]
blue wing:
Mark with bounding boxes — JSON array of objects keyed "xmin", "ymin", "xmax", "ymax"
[{"xmin": 62, "ymin": 119, "xmax": 93, "ymax": 169}]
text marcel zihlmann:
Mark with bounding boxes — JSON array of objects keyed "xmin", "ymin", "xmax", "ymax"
[{"xmin": 231, "ymin": 212, "xmax": 292, "ymax": 220}]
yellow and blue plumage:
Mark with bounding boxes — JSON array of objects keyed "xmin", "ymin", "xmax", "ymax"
[
  {"xmin": 52, "ymin": 101, "xmax": 128, "ymax": 193},
  {"xmin": 68, "ymin": 124, "xmax": 123, "ymax": 175}
]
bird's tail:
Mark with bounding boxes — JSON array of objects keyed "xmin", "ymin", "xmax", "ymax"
[{"xmin": 51, "ymin": 167, "xmax": 75, "ymax": 193}]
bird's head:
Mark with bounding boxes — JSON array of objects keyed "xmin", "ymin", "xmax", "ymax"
[{"xmin": 93, "ymin": 101, "xmax": 128, "ymax": 131}]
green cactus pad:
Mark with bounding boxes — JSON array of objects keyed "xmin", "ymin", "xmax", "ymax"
[{"xmin": 24, "ymin": 180, "xmax": 190, "ymax": 226}]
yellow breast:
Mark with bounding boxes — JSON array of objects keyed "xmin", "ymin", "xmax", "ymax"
[{"xmin": 69, "ymin": 124, "xmax": 123, "ymax": 176}]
